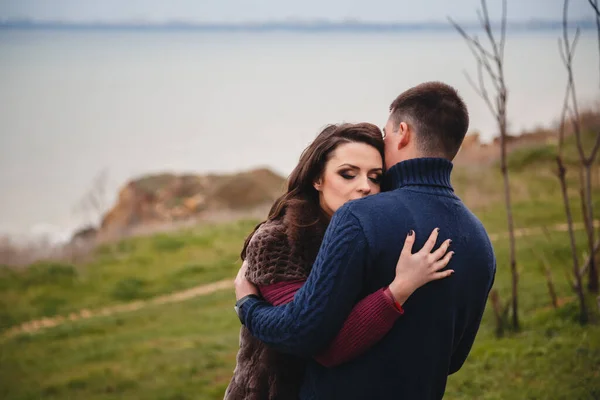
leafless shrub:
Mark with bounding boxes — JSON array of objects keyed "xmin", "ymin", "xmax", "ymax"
[{"xmin": 450, "ymin": 0, "xmax": 520, "ymax": 330}]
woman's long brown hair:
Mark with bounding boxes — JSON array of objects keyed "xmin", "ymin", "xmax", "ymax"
[{"xmin": 240, "ymin": 122, "xmax": 384, "ymax": 260}]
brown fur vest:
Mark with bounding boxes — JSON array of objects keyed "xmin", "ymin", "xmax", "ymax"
[{"xmin": 224, "ymin": 200, "xmax": 328, "ymax": 400}]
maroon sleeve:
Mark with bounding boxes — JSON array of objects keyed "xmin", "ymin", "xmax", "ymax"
[
  {"xmin": 259, "ymin": 280, "xmax": 305, "ymax": 306},
  {"xmin": 259, "ymin": 281, "xmax": 403, "ymax": 367}
]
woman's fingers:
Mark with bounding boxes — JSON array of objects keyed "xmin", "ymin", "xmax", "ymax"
[
  {"xmin": 432, "ymin": 269, "xmax": 455, "ymax": 280},
  {"xmin": 234, "ymin": 260, "xmax": 259, "ymax": 299},
  {"xmin": 432, "ymin": 251, "xmax": 454, "ymax": 271},
  {"xmin": 431, "ymin": 239, "xmax": 452, "ymax": 261},
  {"xmin": 235, "ymin": 260, "xmax": 248, "ymax": 281},
  {"xmin": 420, "ymin": 228, "xmax": 439, "ymax": 254},
  {"xmin": 401, "ymin": 230, "xmax": 416, "ymax": 256}
]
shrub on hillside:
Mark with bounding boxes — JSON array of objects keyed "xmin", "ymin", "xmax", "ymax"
[
  {"xmin": 21, "ymin": 262, "xmax": 77, "ymax": 288},
  {"xmin": 508, "ymin": 144, "xmax": 557, "ymax": 171},
  {"xmin": 111, "ymin": 277, "xmax": 149, "ymax": 301}
]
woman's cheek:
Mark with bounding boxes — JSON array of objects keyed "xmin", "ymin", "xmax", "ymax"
[{"xmin": 329, "ymin": 191, "xmax": 346, "ymax": 213}]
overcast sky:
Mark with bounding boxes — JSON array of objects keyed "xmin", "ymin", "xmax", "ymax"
[{"xmin": 0, "ymin": 0, "xmax": 593, "ymax": 23}]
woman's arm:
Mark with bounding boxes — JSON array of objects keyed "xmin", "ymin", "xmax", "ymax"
[{"xmin": 259, "ymin": 280, "xmax": 402, "ymax": 367}]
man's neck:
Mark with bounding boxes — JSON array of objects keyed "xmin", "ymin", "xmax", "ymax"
[{"xmin": 386, "ymin": 147, "xmax": 434, "ymax": 170}]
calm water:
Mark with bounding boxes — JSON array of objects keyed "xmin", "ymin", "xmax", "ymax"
[{"xmin": 0, "ymin": 29, "xmax": 597, "ymax": 240}]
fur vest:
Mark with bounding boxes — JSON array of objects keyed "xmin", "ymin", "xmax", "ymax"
[{"xmin": 224, "ymin": 200, "xmax": 329, "ymax": 400}]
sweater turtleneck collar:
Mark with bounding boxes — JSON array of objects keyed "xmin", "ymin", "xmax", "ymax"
[{"xmin": 383, "ymin": 157, "xmax": 455, "ymax": 195}]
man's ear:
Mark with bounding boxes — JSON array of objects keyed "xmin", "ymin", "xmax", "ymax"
[{"xmin": 397, "ymin": 121, "xmax": 411, "ymax": 150}]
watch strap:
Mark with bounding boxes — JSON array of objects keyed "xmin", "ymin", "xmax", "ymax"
[{"xmin": 235, "ymin": 294, "xmax": 261, "ymax": 324}]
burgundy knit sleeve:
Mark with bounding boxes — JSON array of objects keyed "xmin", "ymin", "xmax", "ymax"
[
  {"xmin": 259, "ymin": 280, "xmax": 305, "ymax": 306},
  {"xmin": 259, "ymin": 281, "xmax": 403, "ymax": 367}
]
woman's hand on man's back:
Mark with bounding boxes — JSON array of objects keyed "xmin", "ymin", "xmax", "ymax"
[{"xmin": 388, "ymin": 228, "xmax": 454, "ymax": 306}]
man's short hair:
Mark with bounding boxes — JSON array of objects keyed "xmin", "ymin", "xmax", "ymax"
[{"xmin": 389, "ymin": 82, "xmax": 469, "ymax": 160}]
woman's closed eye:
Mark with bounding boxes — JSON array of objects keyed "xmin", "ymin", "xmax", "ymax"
[
  {"xmin": 339, "ymin": 170, "xmax": 381, "ymax": 185},
  {"xmin": 339, "ymin": 171, "xmax": 356, "ymax": 180},
  {"xmin": 369, "ymin": 174, "xmax": 382, "ymax": 184}
]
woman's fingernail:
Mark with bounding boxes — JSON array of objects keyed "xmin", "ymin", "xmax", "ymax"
[
  {"xmin": 449, "ymin": 240, "xmax": 453, "ymax": 245},
  {"xmin": 408, "ymin": 230, "xmax": 414, "ymax": 236}
]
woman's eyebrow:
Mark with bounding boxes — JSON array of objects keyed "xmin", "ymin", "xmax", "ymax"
[{"xmin": 337, "ymin": 163, "xmax": 359, "ymax": 169}]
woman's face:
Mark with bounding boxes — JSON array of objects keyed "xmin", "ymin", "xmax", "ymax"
[{"xmin": 314, "ymin": 142, "xmax": 383, "ymax": 216}]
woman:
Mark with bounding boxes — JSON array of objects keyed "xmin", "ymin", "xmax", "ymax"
[{"xmin": 225, "ymin": 123, "xmax": 453, "ymax": 400}]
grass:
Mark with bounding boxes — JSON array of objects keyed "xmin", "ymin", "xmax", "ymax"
[
  {"xmin": 2, "ymin": 131, "xmax": 600, "ymax": 399},
  {"xmin": 1, "ymin": 231, "xmax": 599, "ymax": 400},
  {"xmin": 0, "ymin": 219, "xmax": 257, "ymax": 331},
  {"xmin": 446, "ymin": 305, "xmax": 600, "ymax": 400},
  {"xmin": 0, "ymin": 290, "xmax": 240, "ymax": 400}
]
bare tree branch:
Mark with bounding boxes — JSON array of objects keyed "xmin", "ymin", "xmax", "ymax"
[
  {"xmin": 476, "ymin": 60, "xmax": 496, "ymax": 112},
  {"xmin": 589, "ymin": 0, "xmax": 600, "ymax": 17},
  {"xmin": 499, "ymin": 0, "xmax": 508, "ymax": 59},
  {"xmin": 473, "ymin": 36, "xmax": 496, "ymax": 61},
  {"xmin": 558, "ymin": 29, "xmax": 581, "ymax": 69},
  {"xmin": 472, "ymin": 35, "xmax": 497, "ymax": 62},
  {"xmin": 592, "ymin": 0, "xmax": 600, "ymax": 87},
  {"xmin": 448, "ymin": 19, "xmax": 497, "ymax": 67},
  {"xmin": 474, "ymin": 37, "xmax": 502, "ymax": 92},
  {"xmin": 589, "ymin": 131, "xmax": 600, "ymax": 162},
  {"xmin": 562, "ymin": 2, "xmax": 585, "ymax": 161},
  {"xmin": 563, "ymin": 0, "xmax": 600, "ymax": 293},
  {"xmin": 558, "ymin": 38, "xmax": 567, "ymax": 67},
  {"xmin": 555, "ymin": 146, "xmax": 585, "ymax": 322},
  {"xmin": 556, "ymin": 0, "xmax": 599, "ymax": 316},
  {"xmin": 476, "ymin": 9, "xmax": 486, "ymax": 32},
  {"xmin": 450, "ymin": 0, "xmax": 518, "ymax": 329},
  {"xmin": 464, "ymin": 70, "xmax": 494, "ymax": 114},
  {"xmin": 481, "ymin": 0, "xmax": 503, "ymax": 64},
  {"xmin": 558, "ymin": 81, "xmax": 571, "ymax": 153},
  {"xmin": 448, "ymin": 17, "xmax": 501, "ymax": 93},
  {"xmin": 580, "ymin": 237, "xmax": 600, "ymax": 277},
  {"xmin": 571, "ymin": 29, "xmax": 581, "ymax": 56},
  {"xmin": 73, "ymin": 169, "xmax": 110, "ymax": 227},
  {"xmin": 480, "ymin": 0, "xmax": 495, "ymax": 45},
  {"xmin": 590, "ymin": 0, "xmax": 600, "ymax": 292},
  {"xmin": 463, "ymin": 62, "xmax": 498, "ymax": 117}
]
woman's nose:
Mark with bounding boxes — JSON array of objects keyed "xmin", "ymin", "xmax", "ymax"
[{"xmin": 358, "ymin": 178, "xmax": 371, "ymax": 195}]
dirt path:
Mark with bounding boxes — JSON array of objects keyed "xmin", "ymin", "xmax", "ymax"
[
  {"xmin": 488, "ymin": 220, "xmax": 599, "ymax": 241},
  {"xmin": 4, "ymin": 220, "xmax": 598, "ymax": 339},
  {"xmin": 3, "ymin": 279, "xmax": 234, "ymax": 339}
]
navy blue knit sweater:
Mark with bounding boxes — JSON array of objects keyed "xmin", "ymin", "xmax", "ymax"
[{"xmin": 240, "ymin": 157, "xmax": 496, "ymax": 400}]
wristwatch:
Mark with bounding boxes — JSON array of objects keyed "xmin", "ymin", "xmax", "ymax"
[{"xmin": 234, "ymin": 294, "xmax": 261, "ymax": 324}]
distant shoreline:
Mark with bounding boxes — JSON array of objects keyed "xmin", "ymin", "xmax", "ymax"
[{"xmin": 0, "ymin": 19, "xmax": 595, "ymax": 33}]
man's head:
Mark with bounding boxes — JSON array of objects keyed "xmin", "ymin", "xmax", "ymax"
[{"xmin": 382, "ymin": 82, "xmax": 469, "ymax": 169}]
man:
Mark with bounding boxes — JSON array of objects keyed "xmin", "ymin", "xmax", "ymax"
[{"xmin": 234, "ymin": 81, "xmax": 496, "ymax": 399}]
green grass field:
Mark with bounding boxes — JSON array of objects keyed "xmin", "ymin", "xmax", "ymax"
[
  {"xmin": 2, "ymin": 136, "xmax": 600, "ymax": 399},
  {"xmin": 0, "ymin": 220, "xmax": 257, "ymax": 330}
]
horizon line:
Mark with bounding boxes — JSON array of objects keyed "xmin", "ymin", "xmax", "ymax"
[{"xmin": 0, "ymin": 18, "xmax": 595, "ymax": 32}]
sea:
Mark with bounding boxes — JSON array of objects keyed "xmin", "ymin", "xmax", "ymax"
[{"xmin": 0, "ymin": 27, "xmax": 597, "ymax": 242}]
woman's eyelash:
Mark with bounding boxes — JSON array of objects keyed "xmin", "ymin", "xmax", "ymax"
[{"xmin": 339, "ymin": 171, "xmax": 381, "ymax": 184}]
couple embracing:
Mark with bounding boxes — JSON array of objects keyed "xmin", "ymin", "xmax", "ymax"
[{"xmin": 225, "ymin": 82, "xmax": 496, "ymax": 400}]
